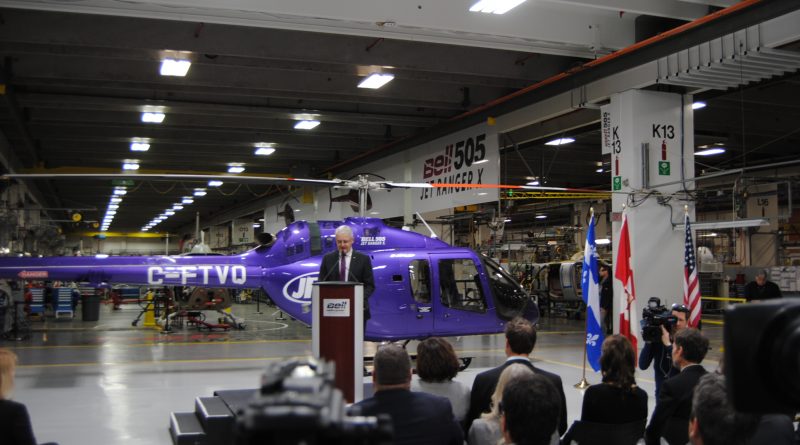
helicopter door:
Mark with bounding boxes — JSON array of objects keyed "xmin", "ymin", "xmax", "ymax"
[
  {"xmin": 431, "ymin": 255, "xmax": 490, "ymax": 335},
  {"xmin": 404, "ymin": 259, "xmax": 434, "ymax": 337}
]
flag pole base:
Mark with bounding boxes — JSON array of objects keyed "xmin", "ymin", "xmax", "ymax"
[{"xmin": 574, "ymin": 377, "xmax": 591, "ymax": 389}]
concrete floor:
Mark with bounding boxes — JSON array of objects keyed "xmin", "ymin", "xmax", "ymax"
[{"xmin": 4, "ymin": 300, "xmax": 723, "ymax": 445}]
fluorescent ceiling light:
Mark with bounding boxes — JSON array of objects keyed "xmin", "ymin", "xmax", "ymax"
[
  {"xmin": 193, "ymin": 188, "xmax": 207, "ymax": 196},
  {"xmin": 253, "ymin": 223, "xmax": 261, "ymax": 228},
  {"xmin": 130, "ymin": 141, "xmax": 150, "ymax": 152},
  {"xmin": 692, "ymin": 102, "xmax": 707, "ymax": 110},
  {"xmin": 469, "ymin": 0, "xmax": 526, "ymax": 14},
  {"xmin": 227, "ymin": 165, "xmax": 245, "ymax": 173},
  {"xmin": 108, "ymin": 204, "xmax": 119, "ymax": 210},
  {"xmin": 172, "ymin": 205, "xmax": 184, "ymax": 210},
  {"xmin": 677, "ymin": 218, "xmax": 769, "ymax": 231},
  {"xmin": 165, "ymin": 210, "xmax": 175, "ymax": 216},
  {"xmin": 208, "ymin": 180, "xmax": 223, "ymax": 187},
  {"xmin": 596, "ymin": 168, "xmax": 604, "ymax": 173},
  {"xmin": 358, "ymin": 73, "xmax": 394, "ymax": 89},
  {"xmin": 474, "ymin": 159, "xmax": 489, "ymax": 165},
  {"xmin": 545, "ymin": 137, "xmax": 575, "ymax": 146},
  {"xmin": 595, "ymin": 238, "xmax": 611, "ymax": 245},
  {"xmin": 105, "ymin": 210, "xmax": 116, "ymax": 216},
  {"xmin": 122, "ymin": 162, "xmax": 140, "ymax": 170},
  {"xmin": 255, "ymin": 146, "xmax": 276, "ymax": 156},
  {"xmin": 110, "ymin": 197, "xmax": 122, "ymax": 203},
  {"xmin": 294, "ymin": 120, "xmax": 320, "ymax": 130},
  {"xmin": 141, "ymin": 112, "xmax": 165, "ymax": 124},
  {"xmin": 536, "ymin": 215, "xmax": 547, "ymax": 219},
  {"xmin": 526, "ymin": 181, "xmax": 540, "ymax": 186},
  {"xmin": 695, "ymin": 148, "xmax": 726, "ymax": 156},
  {"xmin": 504, "ymin": 218, "xmax": 512, "ymax": 223},
  {"xmin": 113, "ymin": 189, "xmax": 127, "ymax": 195},
  {"xmin": 160, "ymin": 59, "xmax": 191, "ymax": 77},
  {"xmin": 182, "ymin": 197, "xmax": 194, "ymax": 204}
]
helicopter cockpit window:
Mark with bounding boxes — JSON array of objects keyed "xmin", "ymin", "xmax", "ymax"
[
  {"xmin": 480, "ymin": 255, "xmax": 528, "ymax": 320},
  {"xmin": 408, "ymin": 260, "xmax": 431, "ymax": 304},
  {"xmin": 438, "ymin": 259, "xmax": 486, "ymax": 313}
]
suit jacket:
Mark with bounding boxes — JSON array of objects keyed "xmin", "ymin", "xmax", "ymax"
[
  {"xmin": 467, "ymin": 358, "xmax": 568, "ymax": 436},
  {"xmin": 645, "ymin": 364, "xmax": 707, "ymax": 445},
  {"xmin": 318, "ymin": 249, "xmax": 375, "ymax": 319},
  {"xmin": 349, "ymin": 388, "xmax": 463, "ymax": 445},
  {"xmin": 0, "ymin": 399, "xmax": 37, "ymax": 445}
]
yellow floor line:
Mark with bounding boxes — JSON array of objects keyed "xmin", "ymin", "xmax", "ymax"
[
  {"xmin": 18, "ymin": 355, "xmax": 287, "ymax": 369},
  {"xmin": 8, "ymin": 338, "xmax": 310, "ymax": 350}
]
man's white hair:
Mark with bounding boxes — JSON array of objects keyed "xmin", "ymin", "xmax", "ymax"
[{"xmin": 335, "ymin": 225, "xmax": 354, "ymax": 238}]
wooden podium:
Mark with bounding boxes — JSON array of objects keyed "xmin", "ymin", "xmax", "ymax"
[{"xmin": 312, "ymin": 281, "xmax": 364, "ymax": 403}]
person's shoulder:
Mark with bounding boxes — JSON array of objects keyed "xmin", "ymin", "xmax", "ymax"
[
  {"xmin": 0, "ymin": 398, "xmax": 28, "ymax": 415},
  {"xmin": 532, "ymin": 365, "xmax": 562, "ymax": 384}
]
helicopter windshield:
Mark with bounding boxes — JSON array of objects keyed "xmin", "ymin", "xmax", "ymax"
[{"xmin": 480, "ymin": 254, "xmax": 529, "ymax": 320}]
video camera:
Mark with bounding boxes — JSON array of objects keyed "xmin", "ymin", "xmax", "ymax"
[
  {"xmin": 236, "ymin": 357, "xmax": 393, "ymax": 445},
  {"xmin": 640, "ymin": 297, "xmax": 678, "ymax": 343},
  {"xmin": 725, "ymin": 299, "xmax": 800, "ymax": 414}
]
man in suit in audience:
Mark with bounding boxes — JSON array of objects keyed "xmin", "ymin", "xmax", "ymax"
[
  {"xmin": 646, "ymin": 328, "xmax": 709, "ymax": 445},
  {"xmin": 467, "ymin": 317, "xmax": 568, "ymax": 435},
  {"xmin": 501, "ymin": 373, "xmax": 562, "ymax": 445},
  {"xmin": 318, "ymin": 225, "xmax": 375, "ymax": 321},
  {"xmin": 688, "ymin": 373, "xmax": 759, "ymax": 445},
  {"xmin": 349, "ymin": 344, "xmax": 463, "ymax": 445}
]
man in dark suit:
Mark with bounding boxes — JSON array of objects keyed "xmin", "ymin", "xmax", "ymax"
[
  {"xmin": 646, "ymin": 328, "xmax": 709, "ymax": 445},
  {"xmin": 349, "ymin": 344, "xmax": 463, "ymax": 445},
  {"xmin": 318, "ymin": 225, "xmax": 375, "ymax": 320},
  {"xmin": 467, "ymin": 317, "xmax": 568, "ymax": 436},
  {"xmin": 688, "ymin": 373, "xmax": 759, "ymax": 445}
]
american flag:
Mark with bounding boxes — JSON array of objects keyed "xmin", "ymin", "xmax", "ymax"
[{"xmin": 683, "ymin": 213, "xmax": 701, "ymax": 327}]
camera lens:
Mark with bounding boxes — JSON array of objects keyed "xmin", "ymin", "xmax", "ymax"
[{"xmin": 765, "ymin": 308, "xmax": 800, "ymax": 406}]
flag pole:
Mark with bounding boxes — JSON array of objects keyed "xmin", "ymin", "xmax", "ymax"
[{"xmin": 574, "ymin": 207, "xmax": 593, "ymax": 390}]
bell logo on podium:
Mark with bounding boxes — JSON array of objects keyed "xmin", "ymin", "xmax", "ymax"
[
  {"xmin": 312, "ymin": 281, "xmax": 365, "ymax": 403},
  {"xmin": 323, "ymin": 299, "xmax": 350, "ymax": 317}
]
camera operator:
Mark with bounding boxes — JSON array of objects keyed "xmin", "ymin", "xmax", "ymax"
[{"xmin": 638, "ymin": 300, "xmax": 690, "ymax": 398}]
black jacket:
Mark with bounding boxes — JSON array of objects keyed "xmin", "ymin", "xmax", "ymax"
[
  {"xmin": 318, "ymin": 249, "xmax": 375, "ymax": 318},
  {"xmin": 349, "ymin": 388, "xmax": 463, "ymax": 445},
  {"xmin": 0, "ymin": 399, "xmax": 37, "ymax": 445},
  {"xmin": 466, "ymin": 358, "xmax": 568, "ymax": 436},
  {"xmin": 645, "ymin": 364, "xmax": 707, "ymax": 445}
]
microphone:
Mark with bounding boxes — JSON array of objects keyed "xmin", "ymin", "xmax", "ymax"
[{"xmin": 320, "ymin": 252, "xmax": 343, "ymax": 282}]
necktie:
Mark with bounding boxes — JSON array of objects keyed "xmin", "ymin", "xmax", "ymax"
[{"xmin": 339, "ymin": 252, "xmax": 346, "ymax": 281}]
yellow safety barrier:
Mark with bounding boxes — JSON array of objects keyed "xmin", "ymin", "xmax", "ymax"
[
  {"xmin": 143, "ymin": 291, "xmax": 156, "ymax": 328},
  {"xmin": 701, "ymin": 296, "xmax": 746, "ymax": 303}
]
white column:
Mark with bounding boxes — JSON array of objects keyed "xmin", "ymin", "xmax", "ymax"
[{"xmin": 605, "ymin": 90, "xmax": 696, "ymax": 328}]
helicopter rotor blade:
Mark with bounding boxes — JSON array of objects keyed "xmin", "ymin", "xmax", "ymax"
[{"xmin": 2, "ymin": 172, "xmax": 343, "ymax": 187}]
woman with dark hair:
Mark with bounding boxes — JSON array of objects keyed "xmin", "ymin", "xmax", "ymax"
[
  {"xmin": 581, "ymin": 335, "xmax": 648, "ymax": 423},
  {"xmin": 411, "ymin": 337, "xmax": 470, "ymax": 423}
]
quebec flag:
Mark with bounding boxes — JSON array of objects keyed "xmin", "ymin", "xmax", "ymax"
[{"xmin": 581, "ymin": 214, "xmax": 604, "ymax": 372}]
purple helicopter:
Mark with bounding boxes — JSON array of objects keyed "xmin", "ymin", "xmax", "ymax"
[
  {"xmin": 0, "ymin": 172, "xmax": 558, "ymax": 340},
  {"xmin": 0, "ymin": 216, "xmax": 537, "ymax": 341}
]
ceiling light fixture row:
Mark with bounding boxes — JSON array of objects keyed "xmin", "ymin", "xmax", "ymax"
[
  {"xmin": 142, "ymin": 191, "xmax": 204, "ymax": 232},
  {"xmin": 101, "ymin": 186, "xmax": 127, "ymax": 232}
]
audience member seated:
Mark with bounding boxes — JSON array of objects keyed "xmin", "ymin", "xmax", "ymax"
[
  {"xmin": 467, "ymin": 317, "xmax": 567, "ymax": 435},
  {"xmin": 1, "ymin": 348, "xmax": 37, "ymax": 445},
  {"xmin": 689, "ymin": 373, "xmax": 759, "ymax": 445},
  {"xmin": 349, "ymin": 344, "xmax": 463, "ymax": 445},
  {"xmin": 500, "ymin": 373, "xmax": 561, "ymax": 445},
  {"xmin": 468, "ymin": 363, "xmax": 532, "ymax": 445},
  {"xmin": 562, "ymin": 335, "xmax": 647, "ymax": 445},
  {"xmin": 411, "ymin": 337, "xmax": 470, "ymax": 424},
  {"xmin": 646, "ymin": 328, "xmax": 709, "ymax": 445}
]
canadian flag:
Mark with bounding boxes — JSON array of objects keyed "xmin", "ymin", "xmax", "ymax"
[{"xmin": 614, "ymin": 212, "xmax": 638, "ymax": 353}]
